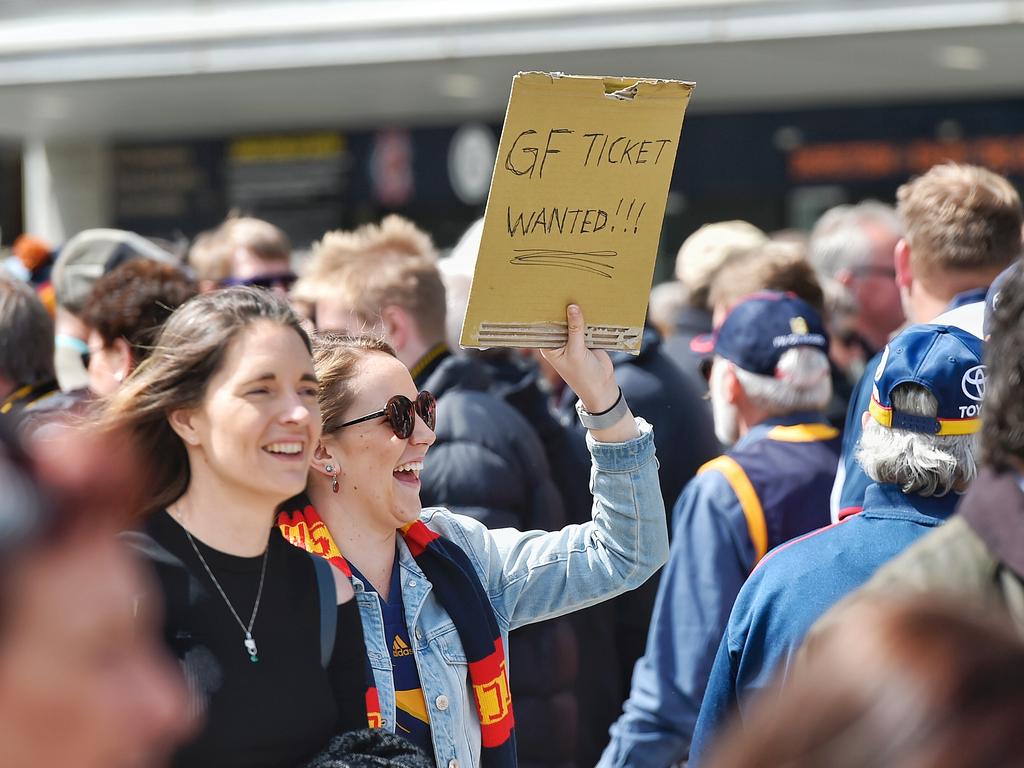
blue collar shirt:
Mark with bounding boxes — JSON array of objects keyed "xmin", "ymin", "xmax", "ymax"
[{"xmin": 690, "ymin": 482, "xmax": 959, "ymax": 765}]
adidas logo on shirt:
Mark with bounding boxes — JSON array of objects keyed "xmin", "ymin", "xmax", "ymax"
[{"xmin": 392, "ymin": 635, "xmax": 414, "ymax": 657}]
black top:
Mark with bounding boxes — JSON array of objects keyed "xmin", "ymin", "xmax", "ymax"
[{"xmin": 141, "ymin": 510, "xmax": 367, "ymax": 768}]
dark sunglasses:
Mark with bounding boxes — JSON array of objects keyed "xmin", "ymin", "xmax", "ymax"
[
  {"xmin": 337, "ymin": 391, "xmax": 436, "ymax": 439},
  {"xmin": 220, "ymin": 271, "xmax": 298, "ymax": 291}
]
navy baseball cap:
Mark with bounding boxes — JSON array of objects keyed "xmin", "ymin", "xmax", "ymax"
[
  {"xmin": 983, "ymin": 261, "xmax": 1021, "ymax": 339},
  {"xmin": 868, "ymin": 324, "xmax": 985, "ymax": 436},
  {"xmin": 711, "ymin": 291, "xmax": 829, "ymax": 376}
]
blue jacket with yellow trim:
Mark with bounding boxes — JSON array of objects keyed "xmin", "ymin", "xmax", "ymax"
[
  {"xmin": 598, "ymin": 413, "xmax": 839, "ymax": 768},
  {"xmin": 689, "ymin": 482, "xmax": 959, "ymax": 765}
]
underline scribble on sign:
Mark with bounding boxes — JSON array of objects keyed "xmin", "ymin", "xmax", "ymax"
[{"xmin": 509, "ymin": 249, "xmax": 617, "ymax": 279}]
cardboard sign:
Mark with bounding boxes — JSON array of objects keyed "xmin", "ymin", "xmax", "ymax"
[{"xmin": 460, "ymin": 72, "xmax": 694, "ymax": 353}]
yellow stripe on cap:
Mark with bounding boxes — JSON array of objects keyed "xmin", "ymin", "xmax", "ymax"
[
  {"xmin": 868, "ymin": 397, "xmax": 894, "ymax": 428},
  {"xmin": 698, "ymin": 456, "xmax": 768, "ymax": 564},
  {"xmin": 869, "ymin": 397, "xmax": 980, "ymax": 436},
  {"xmin": 767, "ymin": 423, "xmax": 840, "ymax": 443},
  {"xmin": 933, "ymin": 416, "xmax": 982, "ymax": 436}
]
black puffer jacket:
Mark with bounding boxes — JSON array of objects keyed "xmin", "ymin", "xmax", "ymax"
[
  {"xmin": 417, "ymin": 351, "xmax": 580, "ymax": 768},
  {"xmin": 482, "ymin": 353, "xmax": 593, "ymax": 528},
  {"xmin": 557, "ymin": 327, "xmax": 719, "ymax": 765}
]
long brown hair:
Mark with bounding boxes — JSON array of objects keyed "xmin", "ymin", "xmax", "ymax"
[{"xmin": 98, "ymin": 286, "xmax": 311, "ymax": 514}]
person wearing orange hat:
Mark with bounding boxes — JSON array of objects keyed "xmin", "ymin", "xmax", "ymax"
[{"xmin": 12, "ymin": 235, "xmax": 56, "ymax": 316}]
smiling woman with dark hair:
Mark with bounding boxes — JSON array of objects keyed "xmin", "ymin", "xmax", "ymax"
[{"xmin": 97, "ymin": 286, "xmax": 369, "ymax": 768}]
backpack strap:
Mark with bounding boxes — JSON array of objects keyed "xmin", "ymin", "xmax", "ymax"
[{"xmin": 312, "ymin": 553, "xmax": 337, "ymax": 668}]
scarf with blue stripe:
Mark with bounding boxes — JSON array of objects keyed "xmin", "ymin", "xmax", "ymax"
[{"xmin": 277, "ymin": 495, "xmax": 516, "ymax": 768}]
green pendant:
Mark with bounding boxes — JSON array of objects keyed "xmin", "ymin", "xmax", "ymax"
[{"xmin": 244, "ymin": 633, "xmax": 259, "ymax": 663}]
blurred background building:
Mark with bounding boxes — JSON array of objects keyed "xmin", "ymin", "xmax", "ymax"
[{"xmin": 1, "ymin": 0, "xmax": 1022, "ymax": 272}]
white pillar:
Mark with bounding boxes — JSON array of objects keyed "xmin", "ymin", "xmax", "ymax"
[{"xmin": 22, "ymin": 138, "xmax": 111, "ymax": 243}]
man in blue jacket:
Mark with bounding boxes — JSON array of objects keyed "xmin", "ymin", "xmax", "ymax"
[
  {"xmin": 599, "ymin": 292, "xmax": 841, "ymax": 768},
  {"xmin": 690, "ymin": 323, "xmax": 985, "ymax": 764}
]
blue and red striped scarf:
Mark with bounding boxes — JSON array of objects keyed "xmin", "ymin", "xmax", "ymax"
[{"xmin": 277, "ymin": 497, "xmax": 516, "ymax": 768}]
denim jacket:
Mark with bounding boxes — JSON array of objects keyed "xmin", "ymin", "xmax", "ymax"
[{"xmin": 350, "ymin": 418, "xmax": 667, "ymax": 768}]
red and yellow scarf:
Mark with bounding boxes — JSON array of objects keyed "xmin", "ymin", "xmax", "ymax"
[{"xmin": 277, "ymin": 498, "xmax": 516, "ymax": 767}]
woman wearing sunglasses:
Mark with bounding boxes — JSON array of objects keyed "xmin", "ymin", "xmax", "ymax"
[
  {"xmin": 278, "ymin": 304, "xmax": 669, "ymax": 768},
  {"xmin": 97, "ymin": 287, "xmax": 369, "ymax": 768}
]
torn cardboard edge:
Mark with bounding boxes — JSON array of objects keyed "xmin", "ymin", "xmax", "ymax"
[
  {"xmin": 472, "ymin": 322, "xmax": 644, "ymax": 354},
  {"xmin": 515, "ymin": 71, "xmax": 696, "ymax": 100}
]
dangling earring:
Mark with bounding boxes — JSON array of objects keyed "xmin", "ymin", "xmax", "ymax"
[{"xmin": 325, "ymin": 464, "xmax": 339, "ymax": 494}]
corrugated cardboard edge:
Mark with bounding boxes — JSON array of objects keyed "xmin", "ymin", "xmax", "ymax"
[{"xmin": 468, "ymin": 321, "xmax": 644, "ymax": 354}]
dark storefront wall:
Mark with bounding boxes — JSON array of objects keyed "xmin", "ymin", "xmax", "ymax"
[
  {"xmin": 0, "ymin": 146, "xmax": 23, "ymax": 245},
  {"xmin": 112, "ymin": 124, "xmax": 494, "ymax": 252},
  {"xmin": 112, "ymin": 94, "xmax": 1024, "ymax": 274}
]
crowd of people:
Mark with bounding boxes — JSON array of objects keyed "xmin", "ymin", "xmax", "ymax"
[{"xmin": 2, "ymin": 159, "xmax": 1024, "ymax": 768}]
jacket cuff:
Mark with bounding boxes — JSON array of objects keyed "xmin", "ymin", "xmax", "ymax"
[{"xmin": 586, "ymin": 417, "xmax": 656, "ymax": 473}]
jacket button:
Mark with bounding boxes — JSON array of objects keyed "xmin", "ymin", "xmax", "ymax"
[
  {"xmin": 415, "ymin": 627, "xmax": 422, "ymax": 641},
  {"xmin": 448, "ymin": 760, "xmax": 459, "ymax": 768},
  {"xmin": 435, "ymin": 694, "xmax": 449, "ymax": 711},
  {"xmin": 408, "ymin": 579, "xmax": 417, "ymax": 588}
]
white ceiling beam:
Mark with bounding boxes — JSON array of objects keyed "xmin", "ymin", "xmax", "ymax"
[{"xmin": 0, "ymin": 1, "xmax": 1018, "ymax": 85}]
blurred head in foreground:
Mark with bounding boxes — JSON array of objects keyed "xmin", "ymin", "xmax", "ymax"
[
  {"xmin": 707, "ymin": 596, "xmax": 1024, "ymax": 768},
  {"xmin": 0, "ymin": 418, "xmax": 192, "ymax": 767}
]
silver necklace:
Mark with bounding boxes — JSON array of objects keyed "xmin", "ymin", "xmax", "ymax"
[{"xmin": 184, "ymin": 529, "xmax": 269, "ymax": 663}]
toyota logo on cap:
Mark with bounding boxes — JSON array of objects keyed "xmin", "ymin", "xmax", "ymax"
[{"xmin": 961, "ymin": 365, "xmax": 987, "ymax": 402}]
